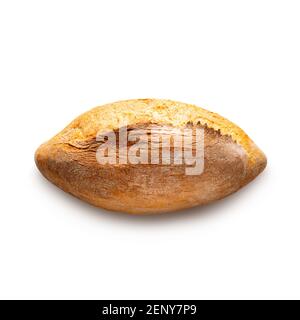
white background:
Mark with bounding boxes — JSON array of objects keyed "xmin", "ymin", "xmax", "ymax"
[{"xmin": 0, "ymin": 0, "xmax": 299, "ymax": 300}]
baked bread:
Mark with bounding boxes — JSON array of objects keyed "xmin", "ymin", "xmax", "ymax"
[{"xmin": 35, "ymin": 99, "xmax": 267, "ymax": 214}]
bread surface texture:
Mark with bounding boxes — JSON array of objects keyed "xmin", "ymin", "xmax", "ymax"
[{"xmin": 35, "ymin": 99, "xmax": 267, "ymax": 214}]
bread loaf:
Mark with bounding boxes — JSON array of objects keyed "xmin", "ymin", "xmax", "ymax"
[{"xmin": 35, "ymin": 99, "xmax": 267, "ymax": 214}]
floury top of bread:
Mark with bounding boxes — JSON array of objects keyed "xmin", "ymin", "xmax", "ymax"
[
  {"xmin": 35, "ymin": 99, "xmax": 267, "ymax": 214},
  {"xmin": 52, "ymin": 99, "xmax": 264, "ymax": 165}
]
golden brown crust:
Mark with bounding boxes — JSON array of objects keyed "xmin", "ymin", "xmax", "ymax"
[
  {"xmin": 35, "ymin": 99, "xmax": 267, "ymax": 214},
  {"xmin": 52, "ymin": 99, "xmax": 264, "ymax": 165}
]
